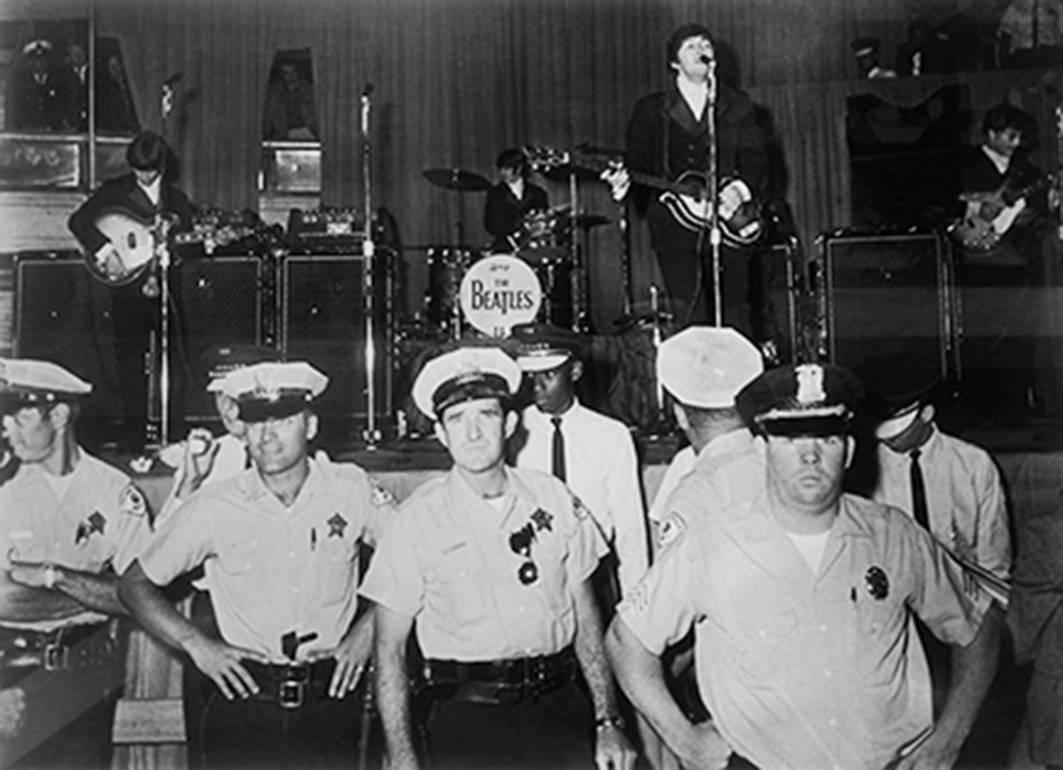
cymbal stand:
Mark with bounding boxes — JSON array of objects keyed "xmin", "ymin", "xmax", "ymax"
[{"xmin": 360, "ymin": 83, "xmax": 381, "ymax": 449}]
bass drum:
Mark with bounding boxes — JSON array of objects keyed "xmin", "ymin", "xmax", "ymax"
[{"xmin": 424, "ymin": 246, "xmax": 473, "ymax": 331}]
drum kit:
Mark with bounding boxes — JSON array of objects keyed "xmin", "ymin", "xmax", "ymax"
[{"xmin": 412, "ymin": 166, "xmax": 609, "ymax": 340}]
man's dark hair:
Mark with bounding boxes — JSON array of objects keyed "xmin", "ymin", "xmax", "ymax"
[
  {"xmin": 666, "ymin": 23, "xmax": 713, "ymax": 67},
  {"xmin": 982, "ymin": 103, "xmax": 1026, "ymax": 135},
  {"xmin": 496, "ymin": 147, "xmax": 529, "ymax": 176},
  {"xmin": 126, "ymin": 130, "xmax": 169, "ymax": 172}
]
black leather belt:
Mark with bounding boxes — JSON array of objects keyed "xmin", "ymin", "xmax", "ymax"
[
  {"xmin": 242, "ymin": 659, "xmax": 338, "ymax": 709},
  {"xmin": 421, "ymin": 647, "xmax": 575, "ymax": 705},
  {"xmin": 0, "ymin": 621, "xmax": 119, "ymax": 672}
]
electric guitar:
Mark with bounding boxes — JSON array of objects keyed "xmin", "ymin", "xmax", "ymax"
[
  {"xmin": 524, "ymin": 145, "xmax": 764, "ymax": 247},
  {"xmin": 83, "ymin": 209, "xmax": 258, "ymax": 287},
  {"xmin": 948, "ymin": 173, "xmax": 1054, "ymax": 255}
]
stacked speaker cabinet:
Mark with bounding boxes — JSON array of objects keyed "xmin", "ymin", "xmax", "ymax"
[
  {"xmin": 176, "ymin": 257, "xmax": 268, "ymax": 422},
  {"xmin": 14, "ymin": 254, "xmax": 124, "ymax": 421},
  {"xmin": 279, "ymin": 252, "xmax": 393, "ymax": 435},
  {"xmin": 817, "ymin": 230, "xmax": 958, "ymax": 380}
]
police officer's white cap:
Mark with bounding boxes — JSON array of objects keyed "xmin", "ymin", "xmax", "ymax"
[
  {"xmin": 219, "ymin": 361, "xmax": 328, "ymax": 421},
  {"xmin": 0, "ymin": 358, "xmax": 92, "ymax": 410},
  {"xmin": 656, "ymin": 326, "xmax": 763, "ymax": 409},
  {"xmin": 412, "ymin": 346, "xmax": 521, "ymax": 419}
]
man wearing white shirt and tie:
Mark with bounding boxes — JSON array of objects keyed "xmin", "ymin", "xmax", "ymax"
[{"xmin": 510, "ymin": 324, "xmax": 649, "ymax": 606}]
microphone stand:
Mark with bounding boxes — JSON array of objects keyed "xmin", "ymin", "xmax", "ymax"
[
  {"xmin": 704, "ymin": 59, "xmax": 723, "ymax": 327},
  {"xmin": 153, "ymin": 80, "xmax": 177, "ymax": 449},
  {"xmin": 360, "ymin": 83, "xmax": 381, "ymax": 449}
]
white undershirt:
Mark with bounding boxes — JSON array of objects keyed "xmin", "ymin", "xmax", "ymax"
[
  {"xmin": 41, "ymin": 469, "xmax": 75, "ymax": 501},
  {"xmin": 786, "ymin": 530, "xmax": 831, "ymax": 574},
  {"xmin": 505, "ymin": 178, "xmax": 526, "ymax": 200},
  {"xmin": 138, "ymin": 175, "xmax": 162, "ymax": 207},
  {"xmin": 981, "ymin": 144, "xmax": 1011, "ymax": 176}
]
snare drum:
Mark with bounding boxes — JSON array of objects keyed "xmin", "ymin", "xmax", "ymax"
[{"xmin": 425, "ymin": 246, "xmax": 473, "ymax": 328}]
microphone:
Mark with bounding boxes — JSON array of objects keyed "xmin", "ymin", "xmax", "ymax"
[
  {"xmin": 163, "ymin": 72, "xmax": 183, "ymax": 88},
  {"xmin": 362, "ymin": 82, "xmax": 375, "ymax": 97},
  {"xmin": 699, "ymin": 54, "xmax": 715, "ymax": 67}
]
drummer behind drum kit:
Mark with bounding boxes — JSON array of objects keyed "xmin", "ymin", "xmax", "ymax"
[{"xmin": 415, "ymin": 164, "xmax": 609, "ymax": 339}]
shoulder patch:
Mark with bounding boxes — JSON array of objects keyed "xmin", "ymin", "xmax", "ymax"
[
  {"xmin": 118, "ymin": 484, "xmax": 148, "ymax": 517},
  {"xmin": 657, "ymin": 512, "xmax": 687, "ymax": 549},
  {"xmin": 570, "ymin": 492, "xmax": 591, "ymax": 521},
  {"xmin": 370, "ymin": 479, "xmax": 396, "ymax": 508}
]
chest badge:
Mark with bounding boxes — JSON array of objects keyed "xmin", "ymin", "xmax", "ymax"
[
  {"xmin": 74, "ymin": 511, "xmax": 106, "ymax": 545},
  {"xmin": 327, "ymin": 513, "xmax": 348, "ymax": 538},
  {"xmin": 530, "ymin": 508, "xmax": 553, "ymax": 532},
  {"xmin": 864, "ymin": 565, "xmax": 889, "ymax": 600}
]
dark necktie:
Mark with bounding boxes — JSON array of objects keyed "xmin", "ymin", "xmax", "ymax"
[
  {"xmin": 551, "ymin": 416, "xmax": 566, "ymax": 482},
  {"xmin": 909, "ymin": 449, "xmax": 930, "ymax": 530}
]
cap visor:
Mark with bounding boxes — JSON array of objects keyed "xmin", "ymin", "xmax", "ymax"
[
  {"xmin": 238, "ymin": 396, "xmax": 309, "ymax": 422},
  {"xmin": 875, "ymin": 408, "xmax": 919, "ymax": 440},
  {"xmin": 760, "ymin": 415, "xmax": 850, "ymax": 437}
]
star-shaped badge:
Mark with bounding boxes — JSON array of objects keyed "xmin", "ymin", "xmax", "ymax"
[
  {"xmin": 327, "ymin": 513, "xmax": 348, "ymax": 538},
  {"xmin": 530, "ymin": 508, "xmax": 553, "ymax": 532},
  {"xmin": 74, "ymin": 511, "xmax": 106, "ymax": 545}
]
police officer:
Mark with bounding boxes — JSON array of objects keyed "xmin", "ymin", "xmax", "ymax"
[
  {"xmin": 0, "ymin": 358, "xmax": 153, "ymax": 769},
  {"xmin": 119, "ymin": 361, "xmax": 396, "ymax": 769},
  {"xmin": 647, "ymin": 326, "xmax": 764, "ymax": 551},
  {"xmin": 361, "ymin": 346, "xmax": 636, "ymax": 770},
  {"xmin": 607, "ymin": 362, "xmax": 1002, "ymax": 770},
  {"xmin": 510, "ymin": 322, "xmax": 648, "ymax": 602}
]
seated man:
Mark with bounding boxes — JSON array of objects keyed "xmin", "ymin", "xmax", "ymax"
[
  {"xmin": 362, "ymin": 346, "xmax": 635, "ymax": 770},
  {"xmin": 0, "ymin": 358, "xmax": 153, "ymax": 769},
  {"xmin": 119, "ymin": 361, "xmax": 397, "ymax": 769}
]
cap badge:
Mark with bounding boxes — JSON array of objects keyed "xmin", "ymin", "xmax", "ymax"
[{"xmin": 796, "ymin": 364, "xmax": 826, "ymax": 405}]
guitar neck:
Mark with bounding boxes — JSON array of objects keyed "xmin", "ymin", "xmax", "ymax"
[{"xmin": 564, "ymin": 153, "xmax": 683, "ymax": 194}]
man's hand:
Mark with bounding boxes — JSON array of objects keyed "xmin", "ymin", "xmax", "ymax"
[
  {"xmin": 184, "ymin": 634, "xmax": 268, "ymax": 701},
  {"xmin": 718, "ymin": 179, "xmax": 751, "ymax": 219},
  {"xmin": 600, "ymin": 166, "xmax": 631, "ymax": 202},
  {"xmin": 0, "ymin": 687, "xmax": 25, "ymax": 738},
  {"xmin": 675, "ymin": 721, "xmax": 731, "ymax": 770},
  {"xmin": 308, "ymin": 618, "xmax": 372, "ymax": 699},
  {"xmin": 96, "ymin": 246, "xmax": 126, "ymax": 280},
  {"xmin": 594, "ymin": 722, "xmax": 637, "ymax": 770},
  {"xmin": 173, "ymin": 429, "xmax": 222, "ymax": 499}
]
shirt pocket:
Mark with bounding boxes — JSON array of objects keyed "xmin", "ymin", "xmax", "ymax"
[
  {"xmin": 216, "ymin": 532, "xmax": 262, "ymax": 578},
  {"xmin": 316, "ymin": 534, "xmax": 358, "ymax": 606},
  {"xmin": 431, "ymin": 544, "xmax": 486, "ymax": 628}
]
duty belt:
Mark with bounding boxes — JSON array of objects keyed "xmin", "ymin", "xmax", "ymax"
[
  {"xmin": 420, "ymin": 647, "xmax": 575, "ymax": 705},
  {"xmin": 242, "ymin": 659, "xmax": 338, "ymax": 709},
  {"xmin": 0, "ymin": 620, "xmax": 119, "ymax": 672}
]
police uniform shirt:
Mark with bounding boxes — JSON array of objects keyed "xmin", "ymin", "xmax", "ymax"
[
  {"xmin": 647, "ymin": 445, "xmax": 696, "ymax": 525},
  {"xmin": 0, "ymin": 450, "xmax": 152, "ymax": 628},
  {"xmin": 873, "ymin": 426, "xmax": 1011, "ymax": 580},
  {"xmin": 617, "ymin": 493, "xmax": 990, "ymax": 770},
  {"xmin": 515, "ymin": 401, "xmax": 648, "ymax": 595},
  {"xmin": 653, "ymin": 429, "xmax": 765, "ymax": 551},
  {"xmin": 360, "ymin": 465, "xmax": 607, "ymax": 661},
  {"xmin": 138, "ymin": 456, "xmax": 395, "ymax": 661}
]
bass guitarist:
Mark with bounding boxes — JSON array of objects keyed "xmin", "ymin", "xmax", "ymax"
[
  {"xmin": 68, "ymin": 130, "xmax": 194, "ymax": 452},
  {"xmin": 603, "ymin": 23, "xmax": 769, "ymax": 335}
]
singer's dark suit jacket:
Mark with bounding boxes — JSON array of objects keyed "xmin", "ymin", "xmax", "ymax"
[{"xmin": 623, "ymin": 82, "xmax": 768, "ymax": 331}]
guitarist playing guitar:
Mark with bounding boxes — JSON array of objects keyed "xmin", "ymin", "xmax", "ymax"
[
  {"xmin": 601, "ymin": 23, "xmax": 769, "ymax": 336},
  {"xmin": 67, "ymin": 130, "xmax": 194, "ymax": 452}
]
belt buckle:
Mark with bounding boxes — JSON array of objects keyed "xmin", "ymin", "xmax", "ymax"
[
  {"xmin": 279, "ymin": 678, "xmax": 304, "ymax": 709},
  {"xmin": 43, "ymin": 642, "xmax": 68, "ymax": 671}
]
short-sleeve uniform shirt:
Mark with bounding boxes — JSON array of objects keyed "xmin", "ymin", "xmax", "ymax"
[
  {"xmin": 360, "ymin": 466, "xmax": 607, "ymax": 661},
  {"xmin": 138, "ymin": 457, "xmax": 395, "ymax": 661},
  {"xmin": 618, "ymin": 493, "xmax": 989, "ymax": 770},
  {"xmin": 0, "ymin": 450, "xmax": 152, "ymax": 628}
]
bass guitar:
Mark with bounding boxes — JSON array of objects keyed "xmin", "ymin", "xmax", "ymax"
[
  {"xmin": 83, "ymin": 209, "xmax": 258, "ymax": 287},
  {"xmin": 525, "ymin": 145, "xmax": 764, "ymax": 247},
  {"xmin": 947, "ymin": 173, "xmax": 1054, "ymax": 256}
]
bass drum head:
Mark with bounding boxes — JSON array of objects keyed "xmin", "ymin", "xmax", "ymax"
[{"xmin": 459, "ymin": 254, "xmax": 542, "ymax": 337}]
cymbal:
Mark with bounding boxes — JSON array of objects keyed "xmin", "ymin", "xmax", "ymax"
[{"xmin": 423, "ymin": 168, "xmax": 492, "ymax": 192}]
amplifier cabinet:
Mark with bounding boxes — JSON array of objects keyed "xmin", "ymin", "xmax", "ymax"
[
  {"xmin": 14, "ymin": 254, "xmax": 124, "ymax": 420},
  {"xmin": 176, "ymin": 257, "xmax": 268, "ymax": 422},
  {"xmin": 817, "ymin": 230, "xmax": 957, "ymax": 380},
  {"xmin": 279, "ymin": 253, "xmax": 393, "ymax": 430}
]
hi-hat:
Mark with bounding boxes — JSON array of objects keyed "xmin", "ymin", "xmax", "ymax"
[{"xmin": 423, "ymin": 168, "xmax": 491, "ymax": 192}]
